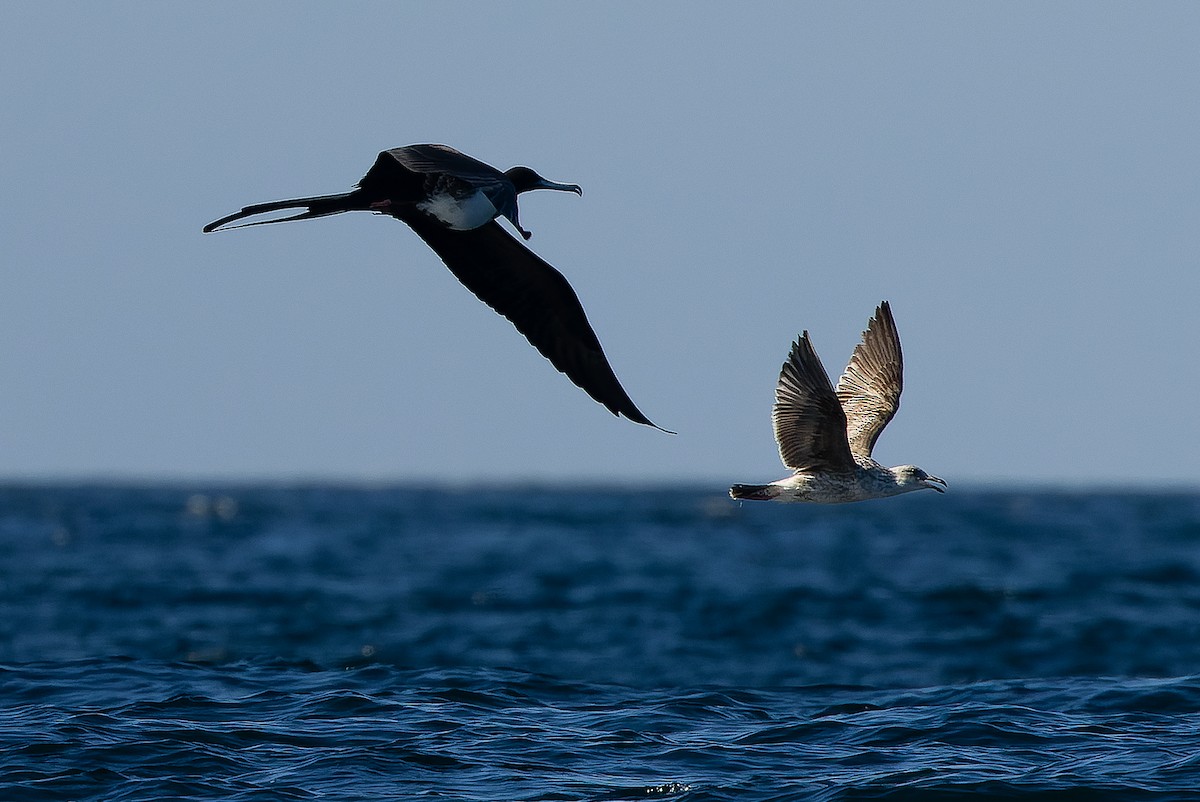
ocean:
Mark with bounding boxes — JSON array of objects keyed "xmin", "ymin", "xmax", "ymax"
[{"xmin": 2, "ymin": 483, "xmax": 1199, "ymax": 800}]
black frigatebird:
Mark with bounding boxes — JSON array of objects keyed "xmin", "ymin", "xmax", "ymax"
[{"xmin": 204, "ymin": 144, "xmax": 666, "ymax": 431}]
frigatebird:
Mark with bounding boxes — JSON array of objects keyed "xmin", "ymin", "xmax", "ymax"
[
  {"xmin": 729, "ymin": 302, "xmax": 944, "ymax": 503},
  {"xmin": 204, "ymin": 144, "xmax": 665, "ymax": 430}
]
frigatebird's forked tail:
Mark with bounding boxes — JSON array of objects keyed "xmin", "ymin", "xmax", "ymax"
[
  {"xmin": 203, "ymin": 190, "xmax": 370, "ymax": 233},
  {"xmin": 398, "ymin": 213, "xmax": 671, "ymax": 432}
]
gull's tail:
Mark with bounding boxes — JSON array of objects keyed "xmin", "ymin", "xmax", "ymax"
[
  {"xmin": 203, "ymin": 191, "xmax": 368, "ymax": 233},
  {"xmin": 729, "ymin": 483, "xmax": 781, "ymax": 501}
]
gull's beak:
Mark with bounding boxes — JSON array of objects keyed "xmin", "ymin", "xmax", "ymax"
[{"xmin": 925, "ymin": 475, "xmax": 948, "ymax": 494}]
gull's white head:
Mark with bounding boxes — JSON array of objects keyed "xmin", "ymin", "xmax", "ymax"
[{"xmin": 891, "ymin": 465, "xmax": 947, "ymax": 494}]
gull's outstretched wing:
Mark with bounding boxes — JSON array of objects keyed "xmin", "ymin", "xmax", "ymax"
[
  {"xmin": 835, "ymin": 301, "xmax": 903, "ymax": 458},
  {"xmin": 772, "ymin": 333, "xmax": 856, "ymax": 473}
]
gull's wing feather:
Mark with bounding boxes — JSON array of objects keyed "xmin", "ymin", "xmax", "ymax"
[
  {"xmin": 835, "ymin": 301, "xmax": 903, "ymax": 458},
  {"xmin": 772, "ymin": 333, "xmax": 857, "ymax": 473}
]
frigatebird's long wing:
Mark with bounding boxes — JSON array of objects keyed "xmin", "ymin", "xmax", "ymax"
[
  {"xmin": 385, "ymin": 144, "xmax": 504, "ymax": 182},
  {"xmin": 395, "ymin": 213, "xmax": 665, "ymax": 430},
  {"xmin": 352, "ymin": 145, "xmax": 508, "ymax": 202}
]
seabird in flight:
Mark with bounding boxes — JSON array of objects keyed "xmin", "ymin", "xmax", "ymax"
[
  {"xmin": 730, "ymin": 302, "xmax": 945, "ymax": 503},
  {"xmin": 204, "ymin": 144, "xmax": 665, "ymax": 430}
]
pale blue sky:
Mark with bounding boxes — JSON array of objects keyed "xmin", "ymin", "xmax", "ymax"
[{"xmin": 2, "ymin": 3, "xmax": 1198, "ymax": 485}]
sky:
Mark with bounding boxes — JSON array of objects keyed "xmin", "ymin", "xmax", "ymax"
[{"xmin": 2, "ymin": 3, "xmax": 1198, "ymax": 487}]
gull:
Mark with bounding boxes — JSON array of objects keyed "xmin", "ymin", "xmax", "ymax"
[
  {"xmin": 730, "ymin": 302, "xmax": 945, "ymax": 503},
  {"xmin": 204, "ymin": 144, "xmax": 665, "ymax": 430}
]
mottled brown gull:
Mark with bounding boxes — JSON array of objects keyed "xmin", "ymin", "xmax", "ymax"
[{"xmin": 730, "ymin": 302, "xmax": 945, "ymax": 504}]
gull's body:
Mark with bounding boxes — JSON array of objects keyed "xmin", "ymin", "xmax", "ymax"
[
  {"xmin": 204, "ymin": 144, "xmax": 664, "ymax": 430},
  {"xmin": 730, "ymin": 302, "xmax": 944, "ymax": 503}
]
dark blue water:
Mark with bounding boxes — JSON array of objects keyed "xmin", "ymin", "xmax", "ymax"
[{"xmin": 2, "ymin": 484, "xmax": 1199, "ymax": 799}]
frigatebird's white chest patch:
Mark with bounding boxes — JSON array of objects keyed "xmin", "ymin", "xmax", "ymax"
[{"xmin": 416, "ymin": 189, "xmax": 498, "ymax": 231}]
